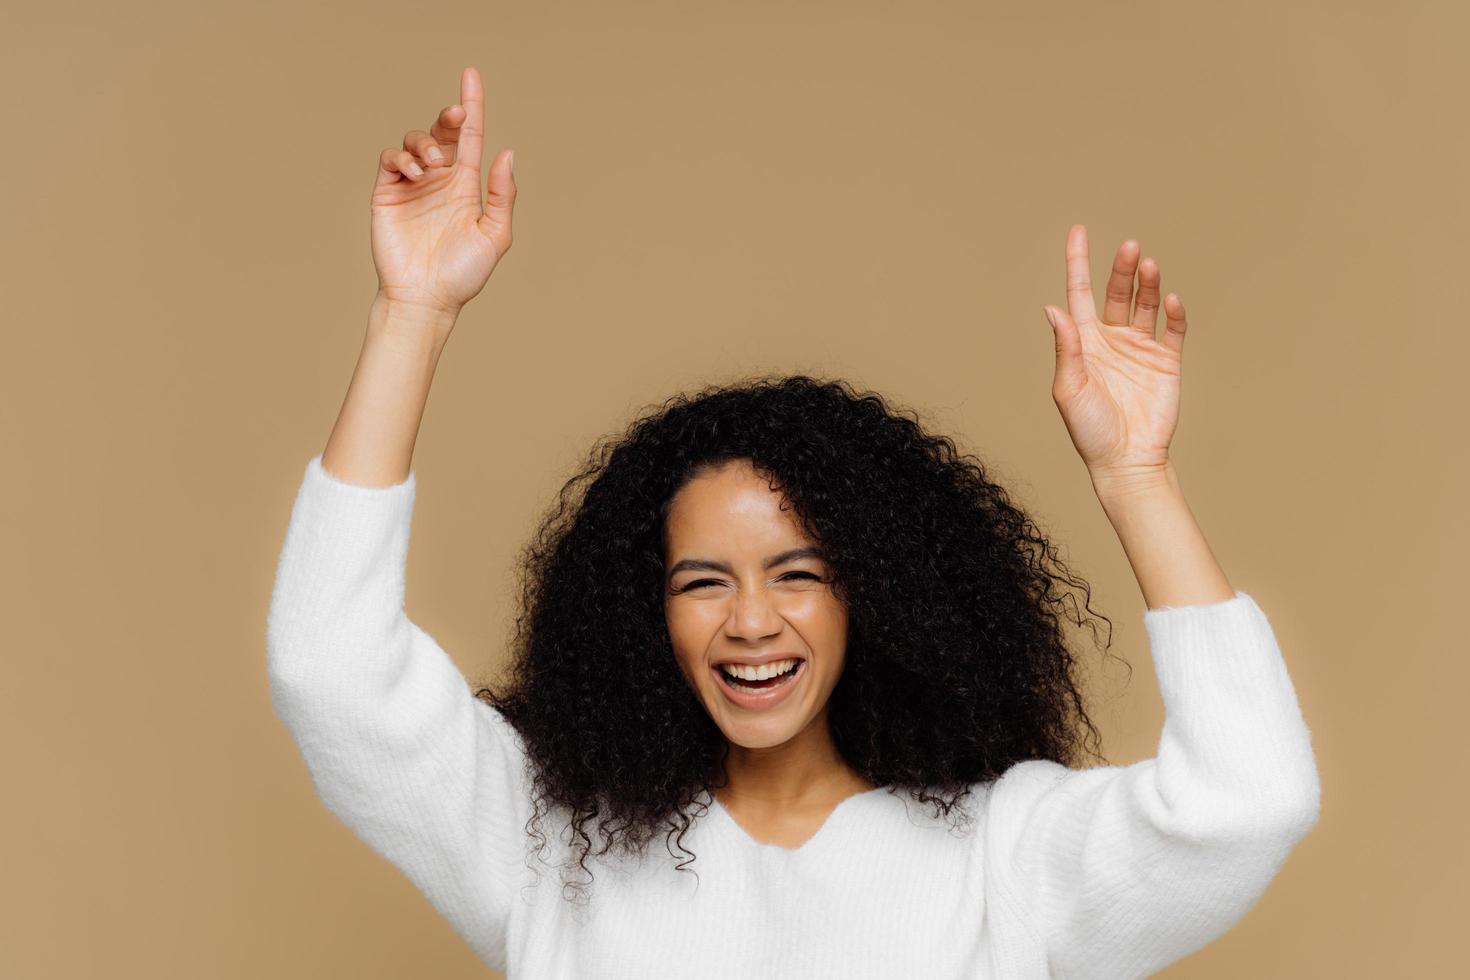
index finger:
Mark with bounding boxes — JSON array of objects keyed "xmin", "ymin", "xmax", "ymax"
[
  {"xmin": 1064, "ymin": 224, "xmax": 1097, "ymax": 325},
  {"xmin": 457, "ymin": 65, "xmax": 485, "ymax": 173}
]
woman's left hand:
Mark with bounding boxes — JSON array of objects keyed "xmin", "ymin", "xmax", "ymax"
[{"xmin": 1043, "ymin": 224, "xmax": 1189, "ymax": 490}]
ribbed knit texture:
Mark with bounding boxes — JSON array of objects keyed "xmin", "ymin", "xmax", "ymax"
[{"xmin": 266, "ymin": 454, "xmax": 1321, "ymax": 979}]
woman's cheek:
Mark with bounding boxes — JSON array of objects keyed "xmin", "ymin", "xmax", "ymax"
[
  {"xmin": 786, "ymin": 591, "xmax": 846, "ymax": 631},
  {"xmin": 665, "ymin": 609, "xmax": 716, "ymax": 684}
]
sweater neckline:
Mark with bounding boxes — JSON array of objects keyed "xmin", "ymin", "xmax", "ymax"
[{"xmin": 707, "ymin": 785, "xmax": 894, "ymax": 856}]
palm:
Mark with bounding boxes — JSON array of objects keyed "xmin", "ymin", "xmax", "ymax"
[
  {"xmin": 369, "ymin": 66, "xmax": 515, "ymax": 315},
  {"xmin": 1044, "ymin": 225, "xmax": 1190, "ymax": 476}
]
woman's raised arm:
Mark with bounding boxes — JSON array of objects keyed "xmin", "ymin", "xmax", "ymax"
[
  {"xmin": 322, "ymin": 65, "xmax": 516, "ymax": 488},
  {"xmin": 266, "ymin": 67, "xmax": 528, "ymax": 972},
  {"xmin": 988, "ymin": 226, "xmax": 1321, "ymax": 976}
]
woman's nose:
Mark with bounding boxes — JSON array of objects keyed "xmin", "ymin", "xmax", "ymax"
[{"xmin": 724, "ymin": 586, "xmax": 783, "ymax": 639}]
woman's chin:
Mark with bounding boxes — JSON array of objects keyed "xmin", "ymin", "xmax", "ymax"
[
  {"xmin": 717, "ymin": 720, "xmax": 801, "ymax": 750},
  {"xmin": 707, "ymin": 692, "xmax": 814, "ymax": 750}
]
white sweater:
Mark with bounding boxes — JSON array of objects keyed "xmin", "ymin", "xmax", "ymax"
[{"xmin": 266, "ymin": 454, "xmax": 1321, "ymax": 979}]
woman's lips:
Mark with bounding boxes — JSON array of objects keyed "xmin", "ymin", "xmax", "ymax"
[{"xmin": 711, "ymin": 659, "xmax": 806, "ymax": 710}]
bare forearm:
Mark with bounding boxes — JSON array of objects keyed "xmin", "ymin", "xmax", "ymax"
[
  {"xmin": 319, "ymin": 294, "xmax": 458, "ymax": 488},
  {"xmin": 1092, "ymin": 464, "xmax": 1236, "ymax": 611}
]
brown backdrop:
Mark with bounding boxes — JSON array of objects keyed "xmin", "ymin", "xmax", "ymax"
[{"xmin": 4, "ymin": 0, "xmax": 1463, "ymax": 976}]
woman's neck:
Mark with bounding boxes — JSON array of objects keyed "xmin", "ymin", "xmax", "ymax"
[{"xmin": 713, "ymin": 710, "xmax": 875, "ymax": 810}]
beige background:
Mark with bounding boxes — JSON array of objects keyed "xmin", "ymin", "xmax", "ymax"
[{"xmin": 3, "ymin": 0, "xmax": 1463, "ymax": 976}]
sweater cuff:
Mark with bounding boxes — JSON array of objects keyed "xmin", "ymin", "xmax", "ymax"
[
  {"xmin": 1143, "ymin": 591, "xmax": 1283, "ymax": 703},
  {"xmin": 266, "ymin": 455, "xmax": 420, "ymax": 682},
  {"xmin": 296, "ymin": 453, "xmax": 417, "ymax": 576},
  {"xmin": 299, "ymin": 452, "xmax": 417, "ymax": 533},
  {"xmin": 1143, "ymin": 590, "xmax": 1320, "ymax": 818},
  {"xmin": 307, "ymin": 452, "xmax": 417, "ymax": 496}
]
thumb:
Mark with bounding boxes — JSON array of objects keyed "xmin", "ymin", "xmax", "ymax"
[
  {"xmin": 1044, "ymin": 305, "xmax": 1087, "ymax": 398},
  {"xmin": 476, "ymin": 148, "xmax": 516, "ymax": 245}
]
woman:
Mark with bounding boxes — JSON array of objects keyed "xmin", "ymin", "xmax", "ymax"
[{"xmin": 267, "ymin": 66, "xmax": 1321, "ymax": 978}]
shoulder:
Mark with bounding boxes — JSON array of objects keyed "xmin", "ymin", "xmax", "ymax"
[{"xmin": 979, "ymin": 759, "xmax": 1120, "ymax": 841}]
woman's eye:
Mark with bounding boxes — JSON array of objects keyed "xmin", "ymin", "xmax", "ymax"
[{"xmin": 678, "ymin": 571, "xmax": 822, "ymax": 592}]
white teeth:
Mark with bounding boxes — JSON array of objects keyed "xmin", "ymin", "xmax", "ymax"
[{"xmin": 720, "ymin": 658, "xmax": 799, "ymax": 681}]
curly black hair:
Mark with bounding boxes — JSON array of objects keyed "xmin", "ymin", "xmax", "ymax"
[{"xmin": 472, "ymin": 373, "xmax": 1123, "ymax": 904}]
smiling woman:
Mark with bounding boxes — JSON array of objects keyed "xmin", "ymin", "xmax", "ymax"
[
  {"xmin": 266, "ymin": 65, "xmax": 1320, "ymax": 980},
  {"xmin": 474, "ymin": 371, "xmax": 1128, "ymax": 888}
]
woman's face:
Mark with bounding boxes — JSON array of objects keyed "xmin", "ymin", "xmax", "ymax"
[{"xmin": 663, "ymin": 458, "xmax": 848, "ymax": 750}]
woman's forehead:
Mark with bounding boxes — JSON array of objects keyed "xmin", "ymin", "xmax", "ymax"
[{"xmin": 665, "ymin": 463, "xmax": 811, "ymax": 551}]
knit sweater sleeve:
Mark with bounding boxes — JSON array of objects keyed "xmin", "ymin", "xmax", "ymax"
[
  {"xmin": 264, "ymin": 454, "xmax": 530, "ymax": 972},
  {"xmin": 987, "ymin": 591, "xmax": 1321, "ymax": 980}
]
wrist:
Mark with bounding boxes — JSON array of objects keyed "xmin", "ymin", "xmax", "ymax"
[
  {"xmin": 1090, "ymin": 461, "xmax": 1181, "ymax": 511},
  {"xmin": 369, "ymin": 292, "xmax": 460, "ymax": 339}
]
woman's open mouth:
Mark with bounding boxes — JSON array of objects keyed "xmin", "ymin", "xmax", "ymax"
[{"xmin": 712, "ymin": 658, "xmax": 806, "ymax": 709}]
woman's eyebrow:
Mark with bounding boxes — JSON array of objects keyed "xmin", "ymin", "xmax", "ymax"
[{"xmin": 667, "ymin": 547, "xmax": 824, "ymax": 577}]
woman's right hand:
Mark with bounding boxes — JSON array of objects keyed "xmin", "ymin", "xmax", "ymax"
[{"xmin": 370, "ymin": 66, "xmax": 517, "ymax": 320}]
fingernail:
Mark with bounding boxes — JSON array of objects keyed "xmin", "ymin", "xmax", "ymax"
[
  {"xmin": 426, "ymin": 146, "xmax": 444, "ymax": 163},
  {"xmin": 1043, "ymin": 307, "xmax": 1056, "ymax": 328},
  {"xmin": 508, "ymin": 149, "xmax": 515, "ymax": 174},
  {"xmin": 406, "ymin": 161, "xmax": 424, "ymax": 177}
]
